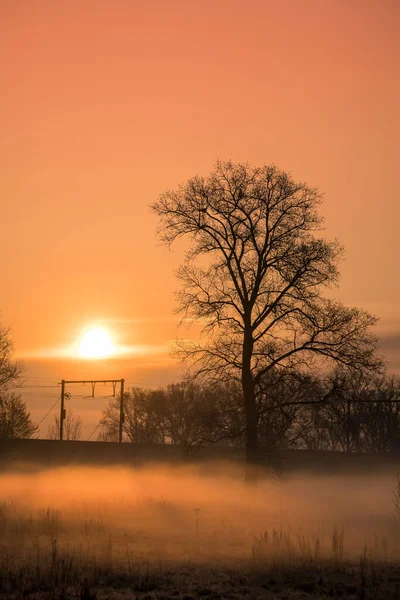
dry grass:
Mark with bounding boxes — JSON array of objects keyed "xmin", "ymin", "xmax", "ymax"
[{"xmin": 0, "ymin": 463, "xmax": 400, "ymax": 599}]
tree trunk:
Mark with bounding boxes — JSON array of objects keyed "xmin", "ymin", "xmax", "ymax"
[{"xmin": 242, "ymin": 326, "xmax": 258, "ymax": 467}]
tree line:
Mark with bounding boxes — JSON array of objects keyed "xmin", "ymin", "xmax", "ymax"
[
  {"xmin": 2, "ymin": 333, "xmax": 400, "ymax": 455},
  {"xmin": 2, "ymin": 367, "xmax": 400, "ymax": 456},
  {"xmin": 95, "ymin": 369, "xmax": 400, "ymax": 455}
]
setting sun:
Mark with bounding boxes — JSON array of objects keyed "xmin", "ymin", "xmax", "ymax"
[{"xmin": 78, "ymin": 327, "xmax": 115, "ymax": 359}]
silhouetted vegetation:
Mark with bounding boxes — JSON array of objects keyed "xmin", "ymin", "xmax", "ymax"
[
  {"xmin": 98, "ymin": 369, "xmax": 400, "ymax": 456},
  {"xmin": 47, "ymin": 409, "xmax": 83, "ymax": 441},
  {"xmin": 0, "ymin": 323, "xmax": 24, "ymax": 390},
  {"xmin": 0, "ymin": 392, "xmax": 37, "ymax": 439},
  {"xmin": 98, "ymin": 381, "xmax": 242, "ymax": 450},
  {"xmin": 152, "ymin": 161, "xmax": 382, "ymax": 464},
  {"xmin": 0, "ymin": 324, "xmax": 35, "ymax": 439}
]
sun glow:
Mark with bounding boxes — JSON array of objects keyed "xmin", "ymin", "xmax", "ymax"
[{"xmin": 78, "ymin": 327, "xmax": 115, "ymax": 359}]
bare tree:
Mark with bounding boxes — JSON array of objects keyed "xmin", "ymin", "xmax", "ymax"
[
  {"xmin": 99, "ymin": 388, "xmax": 167, "ymax": 443},
  {"xmin": 163, "ymin": 381, "xmax": 242, "ymax": 449},
  {"xmin": 291, "ymin": 370, "xmax": 364, "ymax": 452},
  {"xmin": 47, "ymin": 409, "xmax": 83, "ymax": 441},
  {"xmin": 256, "ymin": 370, "xmax": 320, "ymax": 453},
  {"xmin": 152, "ymin": 161, "xmax": 382, "ymax": 464},
  {"xmin": 360, "ymin": 376, "xmax": 400, "ymax": 453},
  {"xmin": 0, "ymin": 324, "xmax": 24, "ymax": 390},
  {"xmin": 98, "ymin": 382, "xmax": 243, "ymax": 449},
  {"xmin": 0, "ymin": 392, "xmax": 37, "ymax": 439},
  {"xmin": 0, "ymin": 324, "xmax": 33, "ymax": 439}
]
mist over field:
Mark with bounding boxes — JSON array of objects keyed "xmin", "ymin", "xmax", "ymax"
[{"xmin": 1, "ymin": 462, "xmax": 398, "ymax": 564}]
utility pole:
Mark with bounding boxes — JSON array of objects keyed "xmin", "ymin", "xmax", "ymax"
[
  {"xmin": 119, "ymin": 378, "xmax": 125, "ymax": 443},
  {"xmin": 60, "ymin": 379, "xmax": 66, "ymax": 440}
]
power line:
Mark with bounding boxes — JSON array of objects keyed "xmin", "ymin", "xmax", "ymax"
[
  {"xmin": 87, "ymin": 396, "xmax": 121, "ymax": 441},
  {"xmin": 7, "ymin": 385, "xmax": 59, "ymax": 390},
  {"xmin": 35, "ymin": 397, "xmax": 60, "ymax": 430}
]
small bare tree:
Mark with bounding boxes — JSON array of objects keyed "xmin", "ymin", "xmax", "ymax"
[
  {"xmin": 0, "ymin": 324, "xmax": 24, "ymax": 390},
  {"xmin": 0, "ymin": 392, "xmax": 37, "ymax": 438},
  {"xmin": 152, "ymin": 161, "xmax": 382, "ymax": 464},
  {"xmin": 0, "ymin": 324, "xmax": 33, "ymax": 439},
  {"xmin": 47, "ymin": 409, "xmax": 82, "ymax": 441}
]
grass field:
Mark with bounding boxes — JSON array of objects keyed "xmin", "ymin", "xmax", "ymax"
[{"xmin": 1, "ymin": 463, "xmax": 400, "ymax": 599}]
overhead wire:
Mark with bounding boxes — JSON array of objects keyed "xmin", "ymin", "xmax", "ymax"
[
  {"xmin": 35, "ymin": 397, "xmax": 60, "ymax": 430},
  {"xmin": 87, "ymin": 396, "xmax": 121, "ymax": 441},
  {"xmin": 9, "ymin": 378, "xmax": 134, "ymax": 440},
  {"xmin": 6, "ymin": 385, "xmax": 59, "ymax": 390}
]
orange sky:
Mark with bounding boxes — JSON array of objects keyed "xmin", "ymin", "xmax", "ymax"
[{"xmin": 1, "ymin": 0, "xmax": 399, "ymax": 434}]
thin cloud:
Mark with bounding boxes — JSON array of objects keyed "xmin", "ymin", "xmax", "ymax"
[
  {"xmin": 379, "ymin": 333, "xmax": 400, "ymax": 373},
  {"xmin": 98, "ymin": 317, "xmax": 179, "ymax": 325},
  {"xmin": 17, "ymin": 343, "xmax": 170, "ymax": 360},
  {"xmin": 379, "ymin": 334, "xmax": 400, "ymax": 352}
]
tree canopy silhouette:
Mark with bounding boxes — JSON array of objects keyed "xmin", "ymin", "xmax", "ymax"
[{"xmin": 151, "ymin": 161, "xmax": 382, "ymax": 464}]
